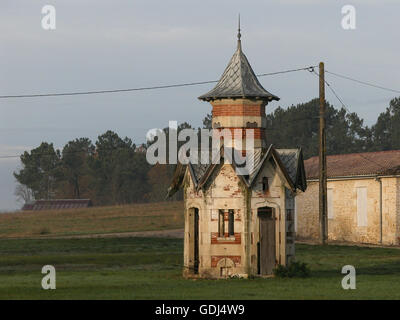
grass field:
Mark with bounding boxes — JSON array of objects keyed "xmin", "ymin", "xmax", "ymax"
[
  {"xmin": 0, "ymin": 236, "xmax": 399, "ymax": 300},
  {"xmin": 0, "ymin": 201, "xmax": 183, "ymax": 239}
]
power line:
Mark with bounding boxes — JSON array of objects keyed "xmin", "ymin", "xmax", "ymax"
[
  {"xmin": 257, "ymin": 66, "xmax": 316, "ymax": 77},
  {"xmin": 2, "ymin": 65, "xmax": 396, "ymax": 159},
  {"xmin": 310, "ymin": 69, "xmax": 350, "ymax": 113},
  {"xmin": 311, "ymin": 69, "xmax": 393, "ymax": 173},
  {"xmin": 357, "ymin": 153, "xmax": 390, "ymax": 172},
  {"xmin": 0, "ymin": 66, "xmax": 316, "ymax": 99},
  {"xmin": 2, "ymin": 67, "xmax": 397, "ymax": 99},
  {"xmin": 324, "ymin": 80, "xmax": 350, "ymax": 114},
  {"xmin": 325, "ymin": 70, "xmax": 400, "ymax": 95}
]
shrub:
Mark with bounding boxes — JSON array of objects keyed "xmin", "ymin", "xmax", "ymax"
[
  {"xmin": 273, "ymin": 261, "xmax": 311, "ymax": 278},
  {"xmin": 39, "ymin": 227, "xmax": 51, "ymax": 235}
]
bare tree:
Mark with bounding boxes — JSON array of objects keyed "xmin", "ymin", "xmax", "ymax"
[{"xmin": 14, "ymin": 184, "xmax": 34, "ymax": 205}]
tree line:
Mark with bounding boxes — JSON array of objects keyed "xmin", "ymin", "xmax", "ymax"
[
  {"xmin": 14, "ymin": 97, "xmax": 400, "ymax": 206},
  {"xmin": 266, "ymin": 97, "xmax": 400, "ymax": 158}
]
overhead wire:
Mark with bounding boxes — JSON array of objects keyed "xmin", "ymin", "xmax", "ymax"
[
  {"xmin": 325, "ymin": 70, "xmax": 400, "ymax": 95},
  {"xmin": 0, "ymin": 66, "xmax": 317, "ymax": 99},
  {"xmin": 2, "ymin": 65, "xmax": 399, "ymax": 161}
]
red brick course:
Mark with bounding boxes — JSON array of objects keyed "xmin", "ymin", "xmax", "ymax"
[
  {"xmin": 212, "ymin": 104, "xmax": 265, "ymax": 117},
  {"xmin": 215, "ymin": 127, "xmax": 265, "ymax": 139},
  {"xmin": 210, "ymin": 210, "xmax": 241, "ymax": 221},
  {"xmin": 211, "ymin": 232, "xmax": 241, "ymax": 244},
  {"xmin": 211, "ymin": 255, "xmax": 241, "ymax": 267}
]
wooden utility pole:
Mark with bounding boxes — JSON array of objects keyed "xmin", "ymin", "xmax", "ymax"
[{"xmin": 319, "ymin": 62, "xmax": 328, "ymax": 245}]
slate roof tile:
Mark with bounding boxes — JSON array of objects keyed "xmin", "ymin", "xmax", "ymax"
[
  {"xmin": 198, "ymin": 40, "xmax": 279, "ymax": 102},
  {"xmin": 304, "ymin": 150, "xmax": 400, "ymax": 179}
]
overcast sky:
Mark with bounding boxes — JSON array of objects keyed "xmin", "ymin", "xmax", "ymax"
[{"xmin": 1, "ymin": 0, "xmax": 399, "ymax": 210}]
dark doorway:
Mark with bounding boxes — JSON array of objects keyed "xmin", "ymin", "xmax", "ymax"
[
  {"xmin": 189, "ymin": 207, "xmax": 199, "ymax": 274},
  {"xmin": 193, "ymin": 208, "xmax": 199, "ymax": 274},
  {"xmin": 257, "ymin": 207, "xmax": 276, "ymax": 275}
]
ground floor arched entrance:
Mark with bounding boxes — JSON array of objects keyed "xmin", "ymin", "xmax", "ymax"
[{"xmin": 257, "ymin": 206, "xmax": 276, "ymax": 275}]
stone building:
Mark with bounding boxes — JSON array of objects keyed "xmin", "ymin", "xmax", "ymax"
[
  {"xmin": 22, "ymin": 199, "xmax": 92, "ymax": 211},
  {"xmin": 296, "ymin": 150, "xmax": 400, "ymax": 246},
  {"xmin": 168, "ymin": 28, "xmax": 307, "ymax": 278}
]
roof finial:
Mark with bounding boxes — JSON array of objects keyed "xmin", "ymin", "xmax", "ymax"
[{"xmin": 237, "ymin": 14, "xmax": 241, "ymax": 44}]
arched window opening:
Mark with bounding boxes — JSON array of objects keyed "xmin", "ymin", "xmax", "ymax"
[{"xmin": 262, "ymin": 177, "xmax": 269, "ymax": 192}]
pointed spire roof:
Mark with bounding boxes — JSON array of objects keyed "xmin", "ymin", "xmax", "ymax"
[{"xmin": 198, "ymin": 20, "xmax": 279, "ymax": 102}]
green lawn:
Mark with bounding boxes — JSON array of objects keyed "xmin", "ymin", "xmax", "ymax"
[{"xmin": 0, "ymin": 237, "xmax": 399, "ymax": 299}]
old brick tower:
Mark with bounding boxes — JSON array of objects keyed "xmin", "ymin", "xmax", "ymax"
[
  {"xmin": 168, "ymin": 23, "xmax": 307, "ymax": 279},
  {"xmin": 198, "ymin": 22, "xmax": 279, "ymax": 152}
]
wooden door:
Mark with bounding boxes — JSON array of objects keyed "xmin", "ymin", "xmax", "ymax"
[
  {"xmin": 189, "ymin": 208, "xmax": 200, "ymax": 275},
  {"xmin": 193, "ymin": 209, "xmax": 199, "ymax": 274},
  {"xmin": 259, "ymin": 210, "xmax": 276, "ymax": 275}
]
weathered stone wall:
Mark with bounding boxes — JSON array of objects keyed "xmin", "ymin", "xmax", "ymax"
[
  {"xmin": 397, "ymin": 178, "xmax": 400, "ymax": 245},
  {"xmin": 184, "ymin": 164, "xmax": 247, "ymax": 278},
  {"xmin": 183, "ymin": 159, "xmax": 290, "ymax": 278},
  {"xmin": 296, "ymin": 177, "xmax": 399, "ymax": 245},
  {"xmin": 250, "ymin": 160, "xmax": 289, "ymax": 269},
  {"xmin": 294, "ymin": 181, "xmax": 319, "ymax": 240},
  {"xmin": 382, "ymin": 177, "xmax": 398, "ymax": 244}
]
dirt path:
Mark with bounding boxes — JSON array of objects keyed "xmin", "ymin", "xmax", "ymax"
[
  {"xmin": 42, "ymin": 228, "xmax": 184, "ymax": 240},
  {"xmin": 296, "ymin": 239, "xmax": 400, "ymax": 249}
]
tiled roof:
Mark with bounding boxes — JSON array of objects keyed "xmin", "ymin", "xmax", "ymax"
[
  {"xmin": 167, "ymin": 145, "xmax": 307, "ymax": 197},
  {"xmin": 304, "ymin": 150, "xmax": 400, "ymax": 179},
  {"xmin": 247, "ymin": 147, "xmax": 306, "ymax": 191},
  {"xmin": 22, "ymin": 199, "xmax": 92, "ymax": 211},
  {"xmin": 190, "ymin": 163, "xmax": 209, "ymax": 185},
  {"xmin": 198, "ymin": 40, "xmax": 279, "ymax": 102},
  {"xmin": 276, "ymin": 149, "xmax": 300, "ymax": 184}
]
